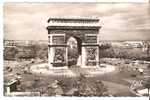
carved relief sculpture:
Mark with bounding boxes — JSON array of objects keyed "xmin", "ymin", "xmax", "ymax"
[
  {"xmin": 86, "ymin": 47, "xmax": 97, "ymax": 66},
  {"xmin": 54, "ymin": 48, "xmax": 65, "ymax": 63}
]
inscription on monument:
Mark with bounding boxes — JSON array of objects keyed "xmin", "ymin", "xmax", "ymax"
[
  {"xmin": 52, "ymin": 36, "xmax": 65, "ymax": 44},
  {"xmin": 85, "ymin": 36, "xmax": 97, "ymax": 43}
]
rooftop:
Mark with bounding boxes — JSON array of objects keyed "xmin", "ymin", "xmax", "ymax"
[
  {"xmin": 47, "ymin": 16, "xmax": 100, "ymax": 23},
  {"xmin": 47, "ymin": 17, "xmax": 101, "ymax": 29}
]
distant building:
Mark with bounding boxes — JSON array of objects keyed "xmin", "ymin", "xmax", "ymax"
[{"xmin": 124, "ymin": 41, "xmax": 143, "ymax": 48}]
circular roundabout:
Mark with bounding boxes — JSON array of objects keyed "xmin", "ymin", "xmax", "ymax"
[{"xmin": 30, "ymin": 63, "xmax": 116, "ymax": 77}]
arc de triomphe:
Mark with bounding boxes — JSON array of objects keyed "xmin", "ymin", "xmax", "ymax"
[{"xmin": 47, "ymin": 17, "xmax": 101, "ymax": 68}]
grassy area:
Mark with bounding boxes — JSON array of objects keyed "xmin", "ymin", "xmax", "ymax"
[{"xmin": 4, "ymin": 56, "xmax": 150, "ymax": 96}]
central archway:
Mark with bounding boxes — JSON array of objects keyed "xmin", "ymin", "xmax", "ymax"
[{"xmin": 67, "ymin": 36, "xmax": 82, "ymax": 67}]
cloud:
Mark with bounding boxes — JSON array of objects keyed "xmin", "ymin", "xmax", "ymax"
[{"xmin": 4, "ymin": 3, "xmax": 150, "ymax": 40}]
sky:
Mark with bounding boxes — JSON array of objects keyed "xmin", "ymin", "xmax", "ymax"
[{"xmin": 4, "ymin": 3, "xmax": 150, "ymax": 41}]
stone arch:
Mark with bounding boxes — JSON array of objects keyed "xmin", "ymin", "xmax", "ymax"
[{"xmin": 47, "ymin": 17, "xmax": 101, "ymax": 68}]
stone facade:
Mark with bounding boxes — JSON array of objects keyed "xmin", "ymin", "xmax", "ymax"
[{"xmin": 47, "ymin": 17, "xmax": 101, "ymax": 67}]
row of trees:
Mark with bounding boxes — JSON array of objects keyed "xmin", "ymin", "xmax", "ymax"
[
  {"xmin": 4, "ymin": 41, "xmax": 150, "ymax": 61},
  {"xmin": 99, "ymin": 42, "xmax": 150, "ymax": 61},
  {"xmin": 4, "ymin": 44, "xmax": 48, "ymax": 61}
]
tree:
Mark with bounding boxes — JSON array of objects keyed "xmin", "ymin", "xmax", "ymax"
[
  {"xmin": 143, "ymin": 78, "xmax": 150, "ymax": 100},
  {"xmin": 93, "ymin": 80, "xmax": 108, "ymax": 96},
  {"xmin": 74, "ymin": 74, "xmax": 109, "ymax": 96},
  {"xmin": 4, "ymin": 46, "xmax": 18, "ymax": 60}
]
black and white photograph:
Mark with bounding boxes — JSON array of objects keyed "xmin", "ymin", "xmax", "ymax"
[{"xmin": 3, "ymin": 2, "xmax": 150, "ymax": 98}]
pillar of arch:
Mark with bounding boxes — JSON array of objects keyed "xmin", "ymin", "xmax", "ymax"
[{"xmin": 47, "ymin": 17, "xmax": 101, "ymax": 68}]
